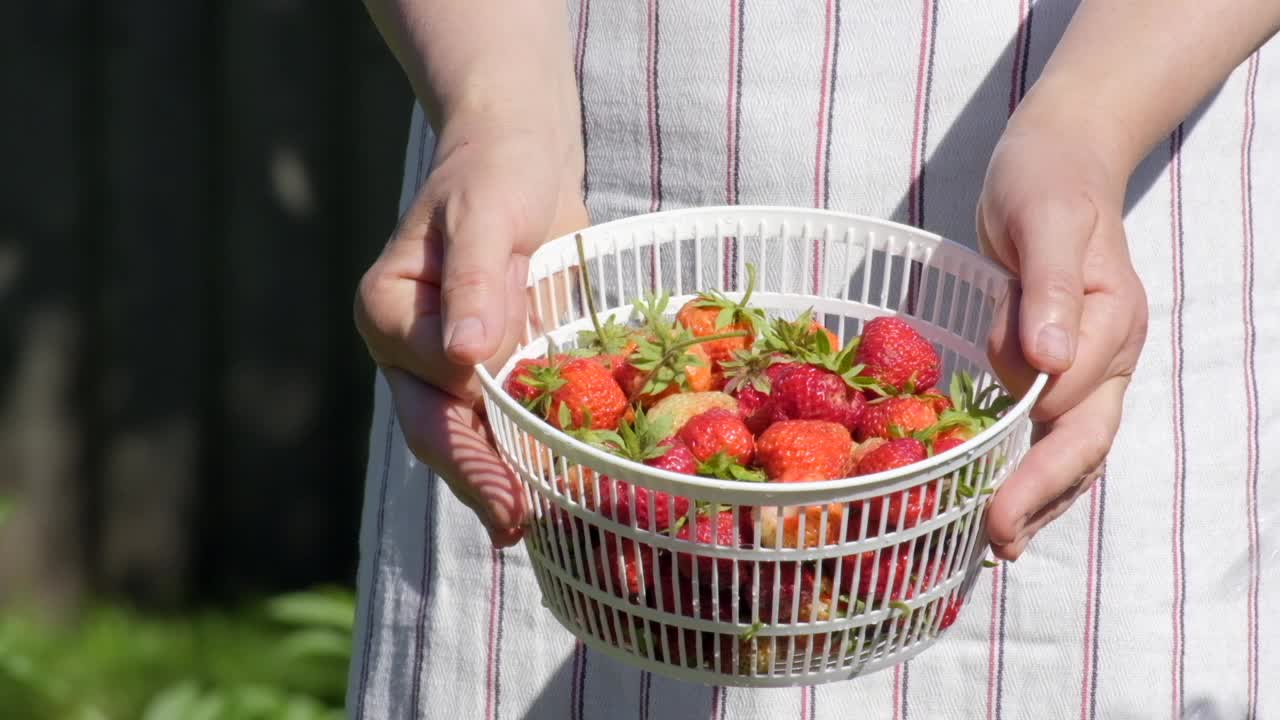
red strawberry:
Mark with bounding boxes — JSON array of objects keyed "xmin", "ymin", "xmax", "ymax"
[
  {"xmin": 504, "ymin": 358, "xmax": 550, "ymax": 407},
  {"xmin": 723, "ymin": 354, "xmax": 796, "ymax": 434},
  {"xmin": 855, "ymin": 436, "xmax": 925, "ymax": 474},
  {"xmin": 919, "ymin": 386, "xmax": 952, "ymax": 415},
  {"xmin": 645, "ymin": 440, "xmax": 698, "ymax": 474},
  {"xmin": 768, "ymin": 363, "xmax": 867, "ymax": 432},
  {"xmin": 547, "ymin": 357, "xmax": 629, "ymax": 430},
  {"xmin": 837, "ymin": 546, "xmax": 912, "ymax": 599},
  {"xmin": 677, "ymin": 408, "xmax": 755, "ymax": 466},
  {"xmin": 930, "ymin": 426, "xmax": 970, "ymax": 454},
  {"xmin": 674, "ymin": 263, "xmax": 764, "ymax": 366},
  {"xmin": 865, "ymin": 483, "xmax": 937, "ymax": 531},
  {"xmin": 756, "ymin": 420, "xmax": 854, "ymax": 482},
  {"xmin": 593, "ymin": 534, "xmax": 657, "ymax": 598},
  {"xmin": 854, "ymin": 317, "xmax": 941, "ymax": 393},
  {"xmin": 616, "ymin": 339, "xmax": 715, "ymax": 406},
  {"xmin": 939, "ymin": 598, "xmax": 964, "ymax": 629},
  {"xmin": 596, "ymin": 477, "xmax": 692, "ymax": 532},
  {"xmin": 854, "ymin": 396, "xmax": 938, "ymax": 441},
  {"xmin": 750, "ymin": 562, "xmax": 838, "ymax": 623},
  {"xmin": 674, "ymin": 510, "xmax": 748, "ymax": 580}
]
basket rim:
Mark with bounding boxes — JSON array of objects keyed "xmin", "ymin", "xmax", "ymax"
[{"xmin": 474, "ymin": 205, "xmax": 1049, "ymax": 496}]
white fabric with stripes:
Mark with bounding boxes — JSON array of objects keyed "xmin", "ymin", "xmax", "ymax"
[{"xmin": 347, "ymin": 2, "xmax": 1280, "ymax": 718}]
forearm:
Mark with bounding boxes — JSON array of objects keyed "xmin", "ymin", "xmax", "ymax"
[
  {"xmin": 363, "ymin": 0, "xmax": 581, "ymax": 144},
  {"xmin": 1014, "ymin": 0, "xmax": 1280, "ymax": 176}
]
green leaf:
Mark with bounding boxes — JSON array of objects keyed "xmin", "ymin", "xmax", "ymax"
[
  {"xmin": 142, "ymin": 682, "xmax": 204, "ymax": 720},
  {"xmin": 889, "ymin": 600, "xmax": 913, "ymax": 617},
  {"xmin": 557, "ymin": 402, "xmax": 573, "ymax": 430},
  {"xmin": 0, "ymin": 496, "xmax": 12, "ymax": 528},
  {"xmin": 278, "ymin": 628, "xmax": 352, "ymax": 662},
  {"xmin": 982, "ymin": 559, "xmax": 999, "ymax": 569},
  {"xmin": 740, "ymin": 621, "xmax": 765, "ymax": 641},
  {"xmin": 264, "ymin": 590, "xmax": 355, "ymax": 632}
]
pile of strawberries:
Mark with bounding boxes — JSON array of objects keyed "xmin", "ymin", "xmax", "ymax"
[{"xmin": 502, "ymin": 247, "xmax": 1012, "ymax": 673}]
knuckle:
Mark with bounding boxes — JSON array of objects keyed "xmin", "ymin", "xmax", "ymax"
[
  {"xmin": 1003, "ymin": 190, "xmax": 1099, "ymax": 244},
  {"xmin": 353, "ymin": 265, "xmax": 395, "ymax": 344}
]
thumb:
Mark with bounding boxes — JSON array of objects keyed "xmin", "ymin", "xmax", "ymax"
[
  {"xmin": 439, "ymin": 202, "xmax": 519, "ymax": 365},
  {"xmin": 1004, "ymin": 198, "xmax": 1094, "ymax": 374}
]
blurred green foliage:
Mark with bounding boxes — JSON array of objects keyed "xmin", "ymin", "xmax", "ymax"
[{"xmin": 0, "ymin": 587, "xmax": 354, "ymax": 720}]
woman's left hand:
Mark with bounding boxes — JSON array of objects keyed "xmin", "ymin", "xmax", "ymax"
[{"xmin": 977, "ymin": 105, "xmax": 1149, "ymax": 561}]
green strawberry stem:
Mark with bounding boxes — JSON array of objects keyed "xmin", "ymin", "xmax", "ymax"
[
  {"xmin": 628, "ymin": 329, "xmax": 749, "ymax": 402},
  {"xmin": 738, "ymin": 263, "xmax": 757, "ymax": 309},
  {"xmin": 574, "ymin": 233, "xmax": 608, "ymax": 346}
]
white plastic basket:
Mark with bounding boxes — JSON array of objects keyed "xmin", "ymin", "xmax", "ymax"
[{"xmin": 476, "ymin": 206, "xmax": 1047, "ymax": 687}]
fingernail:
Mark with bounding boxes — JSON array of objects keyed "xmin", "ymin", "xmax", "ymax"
[
  {"xmin": 446, "ymin": 317, "xmax": 485, "ymax": 352},
  {"xmin": 1035, "ymin": 323, "xmax": 1071, "ymax": 366}
]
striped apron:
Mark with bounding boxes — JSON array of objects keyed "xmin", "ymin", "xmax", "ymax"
[{"xmin": 347, "ymin": 2, "xmax": 1280, "ymax": 718}]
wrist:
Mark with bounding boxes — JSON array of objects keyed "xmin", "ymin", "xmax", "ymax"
[{"xmin": 1006, "ymin": 76, "xmax": 1137, "ymax": 198}]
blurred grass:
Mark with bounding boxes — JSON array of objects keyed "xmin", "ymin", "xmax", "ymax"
[{"xmin": 0, "ymin": 587, "xmax": 354, "ymax": 720}]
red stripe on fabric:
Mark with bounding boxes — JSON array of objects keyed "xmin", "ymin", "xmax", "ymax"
[
  {"xmin": 1240, "ymin": 51, "xmax": 1262, "ymax": 720},
  {"xmin": 1080, "ymin": 479, "xmax": 1103, "ymax": 720},
  {"xmin": 1168, "ymin": 124, "xmax": 1187, "ymax": 720},
  {"xmin": 986, "ymin": 564, "xmax": 1002, "ymax": 720},
  {"xmin": 906, "ymin": 0, "xmax": 935, "ymax": 227},
  {"xmin": 892, "ymin": 664, "xmax": 904, "ymax": 720},
  {"xmin": 724, "ymin": 0, "xmax": 741, "ymax": 205},
  {"xmin": 709, "ymin": 686, "xmax": 720, "ymax": 720},
  {"xmin": 812, "ymin": 0, "xmax": 836, "ymax": 208},
  {"xmin": 484, "ymin": 548, "xmax": 504, "ymax": 720}
]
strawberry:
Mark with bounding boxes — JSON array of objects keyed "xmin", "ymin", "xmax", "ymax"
[
  {"xmin": 930, "ymin": 427, "xmax": 969, "ymax": 454},
  {"xmin": 850, "ymin": 436, "xmax": 888, "ymax": 468},
  {"xmin": 615, "ymin": 292, "xmax": 732, "ymax": 407},
  {"xmin": 597, "ymin": 477, "xmax": 693, "ymax": 532},
  {"xmin": 593, "ymin": 534, "xmax": 658, "ymax": 597},
  {"xmin": 759, "ymin": 309, "xmax": 841, "ymax": 364},
  {"xmin": 855, "ymin": 488, "xmax": 937, "ymax": 534},
  {"xmin": 855, "ymin": 437, "xmax": 926, "ymax": 475},
  {"xmin": 756, "ymin": 420, "xmax": 854, "ymax": 482},
  {"xmin": 938, "ymin": 598, "xmax": 964, "ymax": 629},
  {"xmin": 675, "ymin": 263, "xmax": 765, "ymax": 365},
  {"xmin": 916, "ymin": 371, "xmax": 1017, "ymax": 451},
  {"xmin": 647, "ymin": 391, "xmax": 738, "ymax": 436},
  {"xmin": 674, "ymin": 509, "xmax": 748, "ymax": 580},
  {"xmin": 749, "ymin": 563, "xmax": 847, "ymax": 658},
  {"xmin": 837, "ymin": 546, "xmax": 911, "ymax": 599},
  {"xmin": 677, "ymin": 408, "xmax": 755, "ymax": 466},
  {"xmin": 587, "ymin": 409, "xmax": 696, "ymax": 530},
  {"xmin": 546, "ymin": 356, "xmax": 629, "ymax": 431},
  {"xmin": 854, "ymin": 395, "xmax": 938, "ymax": 441},
  {"xmin": 504, "ymin": 357, "xmax": 553, "ymax": 408},
  {"xmin": 756, "ymin": 502, "xmax": 849, "ymax": 549},
  {"xmin": 919, "ymin": 386, "xmax": 952, "ymax": 415},
  {"xmin": 768, "ymin": 364, "xmax": 867, "ymax": 431},
  {"xmin": 646, "ymin": 441, "xmax": 699, "ymax": 474},
  {"xmin": 854, "ymin": 316, "xmax": 941, "ymax": 393},
  {"xmin": 722, "ymin": 349, "xmax": 797, "ymax": 434}
]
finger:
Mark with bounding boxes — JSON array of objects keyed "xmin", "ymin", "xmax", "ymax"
[
  {"xmin": 986, "ymin": 282, "xmax": 1041, "ymax": 400},
  {"xmin": 384, "ymin": 367, "xmax": 528, "ymax": 547},
  {"xmin": 1026, "ymin": 285, "xmax": 1134, "ymax": 422},
  {"xmin": 985, "ymin": 374, "xmax": 1127, "ymax": 558},
  {"xmin": 1005, "ymin": 196, "xmax": 1097, "ymax": 374},
  {"xmin": 995, "ymin": 462, "xmax": 1106, "ymax": 559},
  {"xmin": 439, "ymin": 194, "xmax": 519, "ymax": 365}
]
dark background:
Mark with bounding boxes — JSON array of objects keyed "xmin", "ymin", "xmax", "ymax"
[{"xmin": 0, "ymin": 1, "xmax": 414, "ymax": 610}]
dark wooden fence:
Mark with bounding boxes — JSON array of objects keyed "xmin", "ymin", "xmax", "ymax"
[{"xmin": 0, "ymin": 1, "xmax": 414, "ymax": 609}]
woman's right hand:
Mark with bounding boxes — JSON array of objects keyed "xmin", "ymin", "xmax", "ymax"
[{"xmin": 354, "ymin": 118, "xmax": 588, "ymax": 547}]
